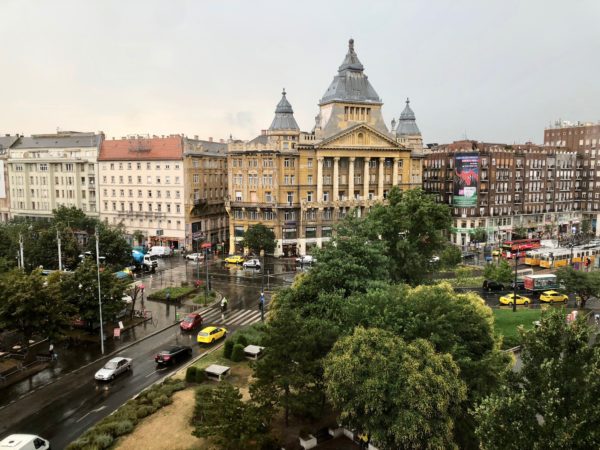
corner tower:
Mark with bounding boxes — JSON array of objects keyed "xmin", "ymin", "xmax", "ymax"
[{"xmin": 315, "ymin": 39, "xmax": 389, "ymax": 139}]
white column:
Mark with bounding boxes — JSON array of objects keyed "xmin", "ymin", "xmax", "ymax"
[
  {"xmin": 317, "ymin": 157, "xmax": 324, "ymax": 202},
  {"xmin": 378, "ymin": 157, "xmax": 385, "ymax": 199},
  {"xmin": 348, "ymin": 157, "xmax": 355, "ymax": 200},
  {"xmin": 333, "ymin": 157, "xmax": 340, "ymax": 201},
  {"xmin": 363, "ymin": 157, "xmax": 370, "ymax": 200},
  {"xmin": 393, "ymin": 157, "xmax": 399, "ymax": 186}
]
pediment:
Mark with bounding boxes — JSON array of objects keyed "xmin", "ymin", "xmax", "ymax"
[{"xmin": 317, "ymin": 124, "xmax": 402, "ymax": 149}]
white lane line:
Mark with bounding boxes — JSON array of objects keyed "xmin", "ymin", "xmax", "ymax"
[
  {"xmin": 76, "ymin": 405, "xmax": 107, "ymax": 423},
  {"xmin": 144, "ymin": 367, "xmax": 167, "ymax": 378}
]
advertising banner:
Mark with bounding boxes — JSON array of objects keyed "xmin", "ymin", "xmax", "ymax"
[{"xmin": 453, "ymin": 153, "xmax": 479, "ymax": 207}]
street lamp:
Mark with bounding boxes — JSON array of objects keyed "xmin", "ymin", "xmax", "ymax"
[
  {"xmin": 95, "ymin": 226, "xmax": 105, "ymax": 354},
  {"xmin": 512, "ymin": 245, "xmax": 520, "ymax": 313}
]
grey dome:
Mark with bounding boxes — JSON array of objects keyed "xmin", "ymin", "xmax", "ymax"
[
  {"xmin": 269, "ymin": 89, "xmax": 299, "ymax": 131},
  {"xmin": 396, "ymin": 98, "xmax": 421, "ymax": 136},
  {"xmin": 319, "ymin": 39, "xmax": 382, "ymax": 105}
]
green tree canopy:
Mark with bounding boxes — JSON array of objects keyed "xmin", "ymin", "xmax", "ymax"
[
  {"xmin": 324, "ymin": 327, "xmax": 466, "ymax": 450},
  {"xmin": 192, "ymin": 384, "xmax": 272, "ymax": 450},
  {"xmin": 363, "ymin": 187, "xmax": 452, "ymax": 285},
  {"xmin": 475, "ymin": 309, "xmax": 600, "ymax": 449},
  {"xmin": 439, "ymin": 243, "xmax": 462, "ymax": 269},
  {"xmin": 483, "ymin": 260, "xmax": 514, "ymax": 285},
  {"xmin": 241, "ymin": 223, "xmax": 276, "ymax": 255},
  {"xmin": 556, "ymin": 266, "xmax": 600, "ymax": 308},
  {"xmin": 0, "ymin": 269, "xmax": 73, "ymax": 346}
]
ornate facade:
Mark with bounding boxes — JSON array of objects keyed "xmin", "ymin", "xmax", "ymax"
[{"xmin": 226, "ymin": 40, "xmax": 424, "ymax": 256}]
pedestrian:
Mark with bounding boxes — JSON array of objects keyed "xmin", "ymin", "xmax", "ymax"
[
  {"xmin": 220, "ymin": 297, "xmax": 228, "ymax": 321},
  {"xmin": 595, "ymin": 313, "xmax": 600, "ymax": 326},
  {"xmin": 49, "ymin": 342, "xmax": 57, "ymax": 361}
]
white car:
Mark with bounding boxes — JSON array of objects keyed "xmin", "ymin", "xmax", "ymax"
[
  {"xmin": 295, "ymin": 255, "xmax": 314, "ymax": 265},
  {"xmin": 243, "ymin": 258, "xmax": 261, "ymax": 269},
  {"xmin": 94, "ymin": 356, "xmax": 132, "ymax": 381},
  {"xmin": 186, "ymin": 253, "xmax": 204, "ymax": 262},
  {"xmin": 0, "ymin": 434, "xmax": 50, "ymax": 450}
]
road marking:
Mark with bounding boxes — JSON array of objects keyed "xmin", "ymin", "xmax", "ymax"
[
  {"xmin": 239, "ymin": 312, "xmax": 262, "ymax": 326},
  {"xmin": 76, "ymin": 405, "xmax": 107, "ymax": 423},
  {"xmin": 226, "ymin": 310, "xmax": 256, "ymax": 325},
  {"xmin": 145, "ymin": 367, "xmax": 167, "ymax": 378}
]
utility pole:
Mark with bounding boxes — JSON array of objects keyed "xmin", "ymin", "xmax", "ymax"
[
  {"xmin": 513, "ymin": 245, "xmax": 519, "ymax": 313},
  {"xmin": 57, "ymin": 229, "xmax": 62, "ymax": 271},
  {"xmin": 204, "ymin": 246, "xmax": 209, "ymax": 306},
  {"xmin": 95, "ymin": 226, "xmax": 105, "ymax": 354},
  {"xmin": 19, "ymin": 233, "xmax": 24, "ymax": 269}
]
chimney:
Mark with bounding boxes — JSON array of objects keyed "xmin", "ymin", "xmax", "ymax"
[
  {"xmin": 261, "ymin": 130, "xmax": 267, "ymax": 136},
  {"xmin": 220, "ymin": 139, "xmax": 224, "ymax": 143},
  {"xmin": 194, "ymin": 135, "xmax": 198, "ymax": 140},
  {"xmin": 209, "ymin": 137, "xmax": 213, "ymax": 142}
]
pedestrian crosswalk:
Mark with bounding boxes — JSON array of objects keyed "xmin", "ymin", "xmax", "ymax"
[{"xmin": 193, "ymin": 307, "xmax": 263, "ymax": 327}]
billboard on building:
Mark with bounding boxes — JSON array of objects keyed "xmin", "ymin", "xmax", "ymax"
[
  {"xmin": 0, "ymin": 161, "xmax": 5, "ymax": 198},
  {"xmin": 453, "ymin": 153, "xmax": 479, "ymax": 207}
]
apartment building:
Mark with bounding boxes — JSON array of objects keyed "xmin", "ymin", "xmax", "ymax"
[
  {"xmin": 544, "ymin": 120, "xmax": 600, "ymax": 233},
  {"xmin": 7, "ymin": 131, "xmax": 102, "ymax": 219},
  {"xmin": 183, "ymin": 137, "xmax": 228, "ymax": 251},
  {"xmin": 423, "ymin": 141, "xmax": 582, "ymax": 246},
  {"xmin": 99, "ymin": 135, "xmax": 229, "ymax": 250},
  {"xmin": 227, "ymin": 39, "xmax": 424, "ymax": 257},
  {"xmin": 0, "ymin": 135, "xmax": 18, "ymax": 222}
]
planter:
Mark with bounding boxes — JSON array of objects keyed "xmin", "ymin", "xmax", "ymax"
[{"xmin": 299, "ymin": 434, "xmax": 317, "ymax": 449}]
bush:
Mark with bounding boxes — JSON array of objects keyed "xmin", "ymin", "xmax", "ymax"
[
  {"xmin": 136, "ymin": 405, "xmax": 156, "ymax": 419},
  {"xmin": 223, "ymin": 339, "xmax": 235, "ymax": 359},
  {"xmin": 186, "ymin": 366, "xmax": 198, "ymax": 382},
  {"xmin": 231, "ymin": 343, "xmax": 245, "ymax": 362},
  {"xmin": 92, "ymin": 433, "xmax": 114, "ymax": 449},
  {"xmin": 195, "ymin": 367, "xmax": 206, "ymax": 383},
  {"xmin": 152, "ymin": 394, "xmax": 172, "ymax": 409},
  {"xmin": 112, "ymin": 420, "xmax": 134, "ymax": 436},
  {"xmin": 236, "ymin": 334, "xmax": 249, "ymax": 347}
]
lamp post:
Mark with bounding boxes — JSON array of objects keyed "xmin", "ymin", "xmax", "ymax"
[
  {"xmin": 204, "ymin": 246, "xmax": 209, "ymax": 307},
  {"xmin": 512, "ymin": 245, "xmax": 520, "ymax": 313},
  {"xmin": 95, "ymin": 226, "xmax": 105, "ymax": 354}
]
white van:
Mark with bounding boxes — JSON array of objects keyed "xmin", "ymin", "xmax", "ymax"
[
  {"xmin": 149, "ymin": 246, "xmax": 172, "ymax": 257},
  {"xmin": 0, "ymin": 434, "xmax": 50, "ymax": 450}
]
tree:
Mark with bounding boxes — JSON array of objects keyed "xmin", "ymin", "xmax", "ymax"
[
  {"xmin": 324, "ymin": 327, "xmax": 467, "ymax": 450},
  {"xmin": 0, "ymin": 269, "xmax": 73, "ymax": 347},
  {"xmin": 471, "ymin": 228, "xmax": 487, "ymax": 244},
  {"xmin": 581, "ymin": 218, "xmax": 592, "ymax": 243},
  {"xmin": 365, "ymin": 187, "xmax": 452, "ymax": 285},
  {"xmin": 512, "ymin": 226, "xmax": 527, "ymax": 239},
  {"xmin": 251, "ymin": 305, "xmax": 339, "ymax": 425},
  {"xmin": 60, "ymin": 259, "xmax": 128, "ymax": 327},
  {"xmin": 85, "ymin": 223, "xmax": 131, "ymax": 269},
  {"xmin": 192, "ymin": 384, "xmax": 271, "ymax": 450},
  {"xmin": 475, "ymin": 309, "xmax": 600, "ymax": 449},
  {"xmin": 241, "ymin": 224, "xmax": 276, "ymax": 255},
  {"xmin": 440, "ymin": 244, "xmax": 462, "ymax": 269},
  {"xmin": 484, "ymin": 260, "xmax": 514, "ymax": 285},
  {"xmin": 132, "ymin": 230, "xmax": 145, "ymax": 247},
  {"xmin": 556, "ymin": 266, "xmax": 600, "ymax": 308}
]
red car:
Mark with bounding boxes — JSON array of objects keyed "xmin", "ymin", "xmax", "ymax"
[{"xmin": 180, "ymin": 313, "xmax": 203, "ymax": 331}]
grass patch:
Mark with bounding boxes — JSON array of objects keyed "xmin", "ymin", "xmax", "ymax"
[
  {"xmin": 444, "ymin": 276, "xmax": 485, "ymax": 288},
  {"xmin": 493, "ymin": 308, "xmax": 543, "ymax": 349}
]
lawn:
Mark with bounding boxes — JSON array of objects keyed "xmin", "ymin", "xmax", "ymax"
[{"xmin": 493, "ymin": 308, "xmax": 543, "ymax": 349}]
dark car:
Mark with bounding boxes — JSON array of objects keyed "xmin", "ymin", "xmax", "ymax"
[
  {"xmin": 180, "ymin": 313, "xmax": 203, "ymax": 331},
  {"xmin": 511, "ymin": 280, "xmax": 526, "ymax": 291},
  {"xmin": 482, "ymin": 280, "xmax": 504, "ymax": 291},
  {"xmin": 154, "ymin": 345, "xmax": 192, "ymax": 365}
]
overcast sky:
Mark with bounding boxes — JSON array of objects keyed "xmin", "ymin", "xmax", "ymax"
[{"xmin": 1, "ymin": 0, "xmax": 599, "ymax": 145}]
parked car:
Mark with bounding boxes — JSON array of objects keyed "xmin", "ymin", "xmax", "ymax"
[
  {"xmin": 94, "ymin": 356, "xmax": 132, "ymax": 381},
  {"xmin": 499, "ymin": 293, "xmax": 531, "ymax": 306},
  {"xmin": 539, "ymin": 290, "xmax": 568, "ymax": 303},
  {"xmin": 154, "ymin": 345, "xmax": 192, "ymax": 365},
  {"xmin": 243, "ymin": 258, "xmax": 261, "ymax": 269},
  {"xmin": 224, "ymin": 255, "xmax": 245, "ymax": 264},
  {"xmin": 185, "ymin": 253, "xmax": 204, "ymax": 262},
  {"xmin": 149, "ymin": 246, "xmax": 172, "ymax": 258},
  {"xmin": 180, "ymin": 313, "xmax": 203, "ymax": 331},
  {"xmin": 197, "ymin": 326, "xmax": 227, "ymax": 344},
  {"xmin": 482, "ymin": 280, "xmax": 504, "ymax": 291},
  {"xmin": 429, "ymin": 255, "xmax": 440, "ymax": 263},
  {"xmin": 0, "ymin": 434, "xmax": 50, "ymax": 450},
  {"xmin": 295, "ymin": 255, "xmax": 315, "ymax": 265}
]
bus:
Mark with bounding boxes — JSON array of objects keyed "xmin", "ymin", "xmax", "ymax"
[{"xmin": 501, "ymin": 238, "xmax": 541, "ymax": 258}]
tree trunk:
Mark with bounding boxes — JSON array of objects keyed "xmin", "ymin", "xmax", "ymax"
[{"xmin": 284, "ymin": 384, "xmax": 290, "ymax": 426}]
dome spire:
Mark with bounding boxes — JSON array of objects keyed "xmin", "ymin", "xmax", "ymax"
[
  {"xmin": 269, "ymin": 89, "xmax": 299, "ymax": 131},
  {"xmin": 396, "ymin": 98, "xmax": 421, "ymax": 136}
]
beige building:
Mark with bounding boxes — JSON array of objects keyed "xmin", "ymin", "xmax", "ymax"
[
  {"xmin": 227, "ymin": 39, "xmax": 424, "ymax": 256},
  {"xmin": 8, "ymin": 131, "xmax": 102, "ymax": 219},
  {"xmin": 183, "ymin": 137, "xmax": 229, "ymax": 251},
  {"xmin": 0, "ymin": 135, "xmax": 18, "ymax": 222},
  {"xmin": 99, "ymin": 135, "xmax": 229, "ymax": 250}
]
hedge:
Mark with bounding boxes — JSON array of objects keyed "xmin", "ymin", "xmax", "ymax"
[
  {"xmin": 231, "ymin": 343, "xmax": 245, "ymax": 362},
  {"xmin": 65, "ymin": 378, "xmax": 185, "ymax": 450},
  {"xmin": 236, "ymin": 334, "xmax": 248, "ymax": 347},
  {"xmin": 223, "ymin": 340, "xmax": 235, "ymax": 359},
  {"xmin": 186, "ymin": 366, "xmax": 197, "ymax": 382}
]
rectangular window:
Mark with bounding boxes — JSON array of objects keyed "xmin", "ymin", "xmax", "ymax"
[
  {"xmin": 305, "ymin": 227, "xmax": 317, "ymax": 238},
  {"xmin": 307, "ymin": 191, "xmax": 313, "ymax": 202},
  {"xmin": 287, "ymin": 192, "xmax": 294, "ymax": 204},
  {"xmin": 284, "ymin": 158, "xmax": 295, "ymax": 168},
  {"xmin": 307, "ymin": 175, "xmax": 313, "ymax": 184},
  {"xmin": 322, "ymin": 226, "xmax": 332, "ymax": 237},
  {"xmin": 307, "ymin": 158, "xmax": 313, "ymax": 168}
]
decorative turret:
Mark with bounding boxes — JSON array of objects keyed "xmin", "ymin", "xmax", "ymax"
[
  {"xmin": 268, "ymin": 89, "xmax": 300, "ymax": 132},
  {"xmin": 395, "ymin": 98, "xmax": 421, "ymax": 136}
]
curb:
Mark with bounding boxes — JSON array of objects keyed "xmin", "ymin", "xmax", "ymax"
[{"xmin": 0, "ymin": 321, "xmax": 181, "ymax": 412}]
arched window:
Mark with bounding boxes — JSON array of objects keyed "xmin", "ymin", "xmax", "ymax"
[{"xmin": 357, "ymin": 133, "xmax": 365, "ymax": 144}]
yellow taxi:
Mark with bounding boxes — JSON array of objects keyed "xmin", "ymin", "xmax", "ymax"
[
  {"xmin": 197, "ymin": 326, "xmax": 227, "ymax": 344},
  {"xmin": 499, "ymin": 293, "xmax": 531, "ymax": 306},
  {"xmin": 224, "ymin": 255, "xmax": 245, "ymax": 264},
  {"xmin": 539, "ymin": 290, "xmax": 568, "ymax": 303}
]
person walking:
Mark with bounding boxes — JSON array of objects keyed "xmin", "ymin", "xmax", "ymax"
[
  {"xmin": 220, "ymin": 297, "xmax": 228, "ymax": 320},
  {"xmin": 48, "ymin": 342, "xmax": 57, "ymax": 361}
]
